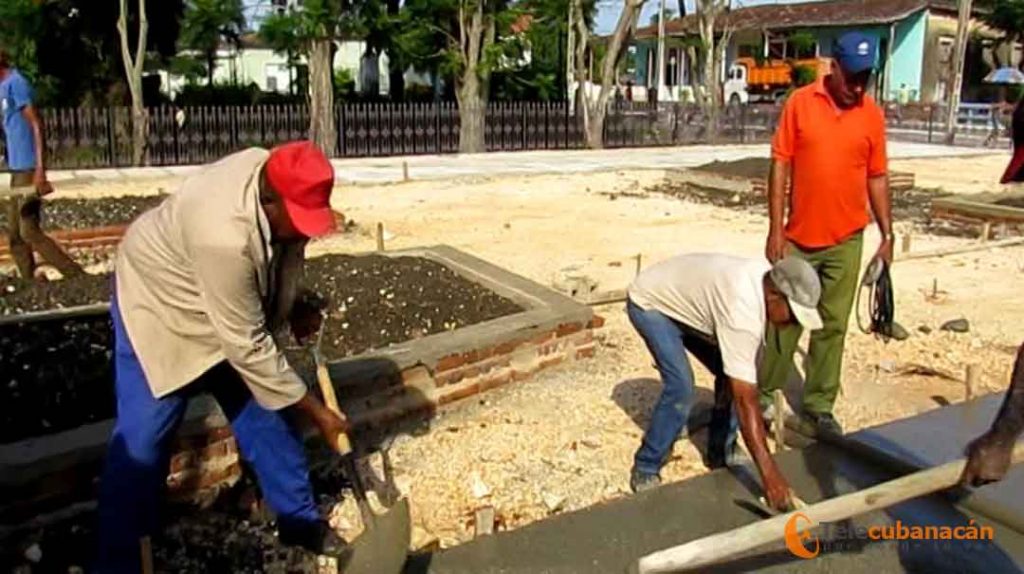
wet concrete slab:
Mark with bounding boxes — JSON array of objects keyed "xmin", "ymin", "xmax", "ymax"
[
  {"xmin": 408, "ymin": 403, "xmax": 1024, "ymax": 574},
  {"xmin": 846, "ymin": 395, "xmax": 1024, "ymax": 534}
]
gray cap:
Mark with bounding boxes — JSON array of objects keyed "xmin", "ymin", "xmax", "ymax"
[{"xmin": 769, "ymin": 257, "xmax": 823, "ymax": 331}]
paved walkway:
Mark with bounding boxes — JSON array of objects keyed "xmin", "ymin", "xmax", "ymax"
[{"xmin": 40, "ymin": 141, "xmax": 1000, "ymax": 187}]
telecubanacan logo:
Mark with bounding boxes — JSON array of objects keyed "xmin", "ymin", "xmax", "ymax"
[{"xmin": 784, "ymin": 512, "xmax": 995, "ymax": 560}]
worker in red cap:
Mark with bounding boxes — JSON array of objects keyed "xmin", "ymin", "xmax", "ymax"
[{"xmin": 96, "ymin": 143, "xmax": 350, "ymax": 572}]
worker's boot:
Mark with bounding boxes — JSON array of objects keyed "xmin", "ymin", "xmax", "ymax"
[
  {"xmin": 629, "ymin": 467, "xmax": 661, "ymax": 493},
  {"xmin": 279, "ymin": 520, "xmax": 353, "ymax": 560},
  {"xmin": 801, "ymin": 412, "xmax": 844, "ymax": 439}
]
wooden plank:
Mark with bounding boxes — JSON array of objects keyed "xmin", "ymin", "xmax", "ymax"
[
  {"xmin": 931, "ymin": 197, "xmax": 1024, "ymax": 224},
  {"xmin": 0, "ymin": 303, "xmax": 111, "ymax": 327},
  {"xmin": 637, "ymin": 442, "xmax": 1024, "ymax": 574},
  {"xmin": 899, "ymin": 236, "xmax": 1024, "ymax": 262}
]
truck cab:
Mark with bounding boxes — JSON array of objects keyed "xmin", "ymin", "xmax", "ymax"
[
  {"xmin": 724, "ymin": 64, "xmax": 750, "ymax": 105},
  {"xmin": 725, "ymin": 57, "xmax": 831, "ymax": 105}
]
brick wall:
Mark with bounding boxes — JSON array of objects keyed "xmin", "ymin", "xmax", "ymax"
[{"xmin": 1, "ymin": 316, "xmax": 605, "ymax": 520}]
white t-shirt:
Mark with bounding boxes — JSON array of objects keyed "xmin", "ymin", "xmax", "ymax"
[{"xmin": 627, "ymin": 253, "xmax": 770, "ymax": 383}]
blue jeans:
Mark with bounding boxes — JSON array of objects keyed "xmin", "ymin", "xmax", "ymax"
[
  {"xmin": 628, "ymin": 300, "xmax": 738, "ymax": 476},
  {"xmin": 96, "ymin": 287, "xmax": 319, "ymax": 573}
]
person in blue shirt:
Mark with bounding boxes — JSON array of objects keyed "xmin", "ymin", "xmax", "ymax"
[{"xmin": 0, "ymin": 49, "xmax": 82, "ymax": 278}]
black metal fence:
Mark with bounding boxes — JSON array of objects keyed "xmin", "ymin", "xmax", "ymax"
[
  {"xmin": 5, "ymin": 101, "xmax": 1008, "ymax": 170},
  {"xmin": 14, "ymin": 102, "xmax": 783, "ymax": 170}
]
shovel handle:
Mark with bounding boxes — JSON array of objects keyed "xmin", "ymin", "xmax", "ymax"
[{"xmin": 315, "ymin": 362, "xmax": 353, "ymax": 455}]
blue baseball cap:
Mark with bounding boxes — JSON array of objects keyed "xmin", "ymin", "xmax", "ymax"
[{"xmin": 834, "ymin": 32, "xmax": 877, "ymax": 74}]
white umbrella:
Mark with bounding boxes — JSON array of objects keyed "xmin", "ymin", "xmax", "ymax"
[{"xmin": 984, "ymin": 67, "xmax": 1024, "ymax": 84}]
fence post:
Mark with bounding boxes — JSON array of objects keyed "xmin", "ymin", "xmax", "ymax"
[
  {"xmin": 106, "ymin": 107, "xmax": 116, "ymax": 167},
  {"xmin": 927, "ymin": 105, "xmax": 934, "ymax": 144},
  {"xmin": 741, "ymin": 104, "xmax": 748, "ymax": 144}
]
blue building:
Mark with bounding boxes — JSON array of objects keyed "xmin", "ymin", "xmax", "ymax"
[{"xmin": 631, "ymin": 0, "xmax": 1012, "ymax": 104}]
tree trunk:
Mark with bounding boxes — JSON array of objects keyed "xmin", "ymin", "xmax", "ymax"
[
  {"xmin": 309, "ymin": 38, "xmax": 337, "ymax": 156},
  {"xmin": 387, "ymin": 0, "xmax": 405, "ymax": 100},
  {"xmin": 695, "ymin": 0, "xmax": 729, "ymax": 143},
  {"xmin": 944, "ymin": 0, "xmax": 973, "ymax": 145},
  {"xmin": 582, "ymin": 0, "xmax": 646, "ymax": 149},
  {"xmin": 457, "ymin": 79, "xmax": 486, "ymax": 153},
  {"xmin": 207, "ymin": 52, "xmax": 215, "ymax": 87},
  {"xmin": 118, "ymin": 0, "xmax": 149, "ymax": 166},
  {"xmin": 455, "ymin": 1, "xmax": 493, "ymax": 154}
]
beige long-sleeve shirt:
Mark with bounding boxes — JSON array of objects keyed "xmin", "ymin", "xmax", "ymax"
[{"xmin": 115, "ymin": 148, "xmax": 308, "ymax": 410}]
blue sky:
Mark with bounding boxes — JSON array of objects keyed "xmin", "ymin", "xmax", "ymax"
[
  {"xmin": 595, "ymin": 0, "xmax": 821, "ymax": 34},
  {"xmin": 242, "ymin": 0, "xmax": 819, "ymax": 35}
]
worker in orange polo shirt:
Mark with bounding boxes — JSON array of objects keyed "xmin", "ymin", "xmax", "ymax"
[{"xmin": 760, "ymin": 32, "xmax": 894, "ymax": 437}]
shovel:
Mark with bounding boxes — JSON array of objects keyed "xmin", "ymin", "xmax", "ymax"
[{"xmin": 311, "ymin": 323, "xmax": 411, "ymax": 574}]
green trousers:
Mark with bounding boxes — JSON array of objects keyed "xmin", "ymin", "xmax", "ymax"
[{"xmin": 759, "ymin": 232, "xmax": 864, "ymax": 415}]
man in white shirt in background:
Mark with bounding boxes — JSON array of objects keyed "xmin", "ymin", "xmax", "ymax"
[{"xmin": 626, "ymin": 253, "xmax": 823, "ymax": 511}]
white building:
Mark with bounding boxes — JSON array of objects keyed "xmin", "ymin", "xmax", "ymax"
[{"xmin": 158, "ymin": 33, "xmax": 392, "ymax": 98}]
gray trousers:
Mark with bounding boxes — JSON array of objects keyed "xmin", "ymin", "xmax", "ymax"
[{"xmin": 5, "ymin": 171, "xmax": 82, "ymax": 278}]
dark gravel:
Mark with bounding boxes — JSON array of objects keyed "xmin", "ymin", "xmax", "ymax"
[
  {"xmin": 0, "ymin": 273, "xmax": 110, "ymax": 316},
  {"xmin": 298, "ymin": 254, "xmax": 523, "ymax": 362},
  {"xmin": 0, "ymin": 195, "xmax": 166, "ymax": 234},
  {"xmin": 0, "ymin": 255, "xmax": 522, "ymax": 443},
  {"xmin": 0, "ymin": 316, "xmax": 114, "ymax": 443},
  {"xmin": 693, "ymin": 157, "xmax": 771, "ymax": 180}
]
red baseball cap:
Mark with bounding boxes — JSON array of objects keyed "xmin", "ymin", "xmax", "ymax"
[
  {"xmin": 1002, "ymin": 145, "xmax": 1024, "ymax": 184},
  {"xmin": 265, "ymin": 141, "xmax": 336, "ymax": 237}
]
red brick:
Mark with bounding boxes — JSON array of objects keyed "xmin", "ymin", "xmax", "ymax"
[
  {"xmin": 204, "ymin": 426, "xmax": 235, "ymax": 443},
  {"xmin": 201, "ymin": 438, "xmax": 236, "ymax": 461},
  {"xmin": 511, "ymin": 365, "xmax": 539, "ymax": 382},
  {"xmin": 587, "ymin": 315, "xmax": 606, "ymax": 329},
  {"xmin": 539, "ymin": 354, "xmax": 566, "ymax": 370},
  {"xmin": 530, "ymin": 330, "xmax": 556, "ymax": 346},
  {"xmin": 479, "ymin": 369, "xmax": 514, "ymax": 391},
  {"xmin": 575, "ymin": 343, "xmax": 597, "ymax": 360},
  {"xmin": 472, "ymin": 346, "xmax": 496, "ymax": 362},
  {"xmin": 169, "ymin": 452, "xmax": 196, "ymax": 474},
  {"xmin": 438, "ymin": 382, "xmax": 481, "ymax": 406},
  {"xmin": 197, "ymin": 462, "xmax": 242, "ymax": 490},
  {"xmin": 435, "ymin": 353, "xmax": 468, "ymax": 372},
  {"xmin": 556, "ymin": 322, "xmax": 584, "ymax": 338},
  {"xmin": 493, "ymin": 337, "xmax": 528, "ymax": 356}
]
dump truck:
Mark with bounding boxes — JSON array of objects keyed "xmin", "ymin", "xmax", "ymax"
[{"xmin": 724, "ymin": 57, "xmax": 832, "ymax": 104}]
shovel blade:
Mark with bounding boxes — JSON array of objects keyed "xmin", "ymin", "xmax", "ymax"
[{"xmin": 342, "ymin": 497, "xmax": 411, "ymax": 574}]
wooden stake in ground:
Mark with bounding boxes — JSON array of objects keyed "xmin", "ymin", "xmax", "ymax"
[
  {"xmin": 772, "ymin": 390, "xmax": 786, "ymax": 454},
  {"xmin": 402, "ymin": 161, "xmax": 410, "ymax": 182},
  {"xmin": 636, "ymin": 442, "xmax": 1024, "ymax": 574},
  {"xmin": 901, "ymin": 233, "xmax": 912, "ymax": 255},
  {"xmin": 376, "ymin": 223, "xmax": 386, "ymax": 252},
  {"xmin": 965, "ymin": 364, "xmax": 979, "ymax": 401},
  {"xmin": 140, "ymin": 536, "xmax": 154, "ymax": 574},
  {"xmin": 474, "ymin": 506, "xmax": 496, "ymax": 537}
]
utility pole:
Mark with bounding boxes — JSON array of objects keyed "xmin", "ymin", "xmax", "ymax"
[
  {"xmin": 944, "ymin": 0, "xmax": 973, "ymax": 145},
  {"xmin": 656, "ymin": 0, "xmax": 667, "ymax": 94}
]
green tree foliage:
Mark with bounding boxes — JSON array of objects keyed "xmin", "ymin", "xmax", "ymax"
[
  {"xmin": 259, "ymin": 0, "xmax": 360, "ymax": 153},
  {"xmin": 981, "ymin": 0, "xmax": 1024, "ymax": 70},
  {"xmin": 180, "ymin": 0, "xmax": 246, "ymax": 87},
  {"xmin": 0, "ymin": 0, "xmax": 183, "ymax": 106},
  {"xmin": 0, "ymin": 0, "xmax": 43, "ymax": 81},
  {"xmin": 792, "ymin": 64, "xmax": 817, "ymax": 87}
]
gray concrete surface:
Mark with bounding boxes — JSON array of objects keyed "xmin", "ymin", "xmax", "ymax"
[
  {"xmin": 36, "ymin": 143, "xmax": 998, "ymax": 186},
  {"xmin": 848, "ymin": 396, "xmax": 1024, "ymax": 535},
  {"xmin": 408, "ymin": 400, "xmax": 1024, "ymax": 574}
]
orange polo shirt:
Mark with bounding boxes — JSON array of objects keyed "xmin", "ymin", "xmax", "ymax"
[{"xmin": 772, "ymin": 78, "xmax": 888, "ymax": 249}]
